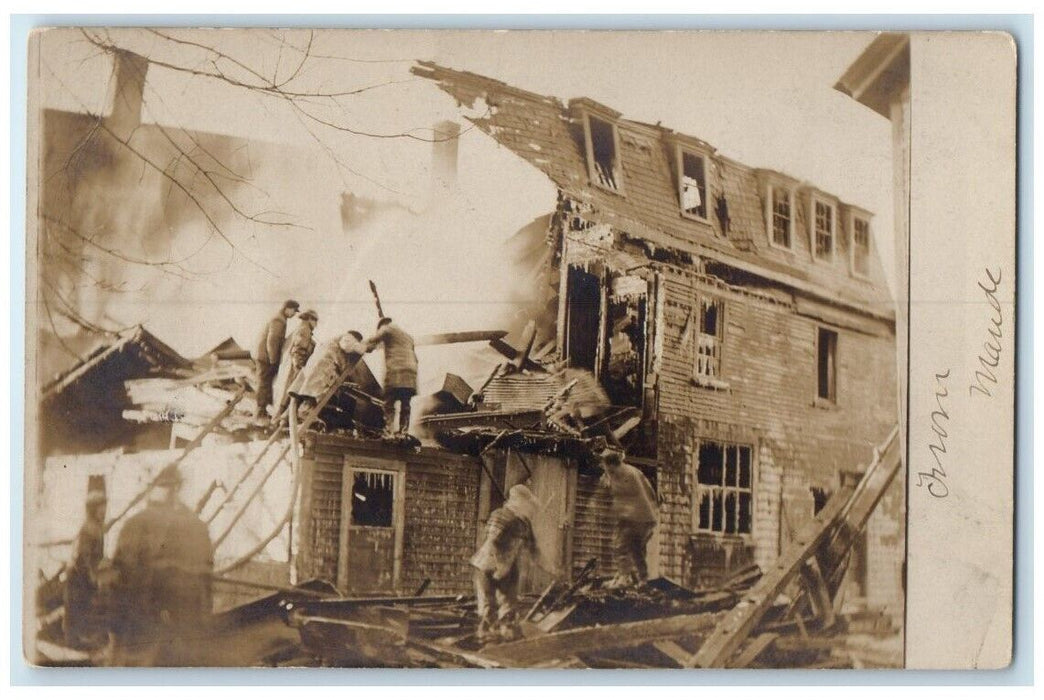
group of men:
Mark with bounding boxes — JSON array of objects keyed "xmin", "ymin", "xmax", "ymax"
[
  {"xmin": 469, "ymin": 440, "xmax": 658, "ymax": 644},
  {"xmin": 56, "ymin": 299, "xmax": 661, "ymax": 657},
  {"xmin": 254, "ymin": 299, "xmax": 418, "ymax": 436}
]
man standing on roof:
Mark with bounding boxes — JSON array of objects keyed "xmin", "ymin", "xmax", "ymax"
[
  {"xmin": 470, "ymin": 483, "xmax": 540, "ymax": 643},
  {"xmin": 254, "ymin": 299, "xmax": 299, "ymax": 421},
  {"xmin": 106, "ymin": 464, "xmax": 213, "ymax": 666},
  {"xmin": 364, "ymin": 317, "xmax": 418, "ymax": 437},
  {"xmin": 289, "ymin": 331, "xmax": 367, "ymax": 408},
  {"xmin": 595, "ymin": 442, "xmax": 658, "ymax": 588},
  {"xmin": 276, "ymin": 309, "xmax": 318, "ymax": 419}
]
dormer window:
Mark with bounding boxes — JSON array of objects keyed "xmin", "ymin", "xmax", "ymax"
[
  {"xmin": 811, "ymin": 196, "xmax": 836, "ymax": 262},
  {"xmin": 677, "ymin": 148, "xmax": 708, "ymax": 221},
  {"xmin": 770, "ymin": 185, "xmax": 794, "ymax": 249},
  {"xmin": 583, "ymin": 113, "xmax": 622, "ymax": 192},
  {"xmin": 850, "ymin": 213, "xmax": 872, "ymax": 278}
]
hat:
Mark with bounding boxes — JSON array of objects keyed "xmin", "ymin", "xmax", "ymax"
[
  {"xmin": 299, "ymin": 309, "xmax": 318, "ymax": 322},
  {"xmin": 86, "ymin": 475, "xmax": 107, "ymax": 504},
  {"xmin": 346, "ymin": 330, "xmax": 363, "ymax": 341},
  {"xmin": 377, "ymin": 316, "xmax": 393, "ymax": 327},
  {"xmin": 504, "ymin": 484, "xmax": 539, "ymax": 524},
  {"xmin": 154, "ymin": 464, "xmax": 183, "ymax": 488},
  {"xmin": 283, "ymin": 299, "xmax": 301, "ymax": 311}
]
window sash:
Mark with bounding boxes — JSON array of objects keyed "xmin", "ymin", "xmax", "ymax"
[
  {"xmin": 813, "ymin": 200, "xmax": 835, "ymax": 260},
  {"xmin": 695, "ymin": 444, "xmax": 753, "ymax": 535},
  {"xmin": 852, "ymin": 217, "xmax": 871, "ymax": 276},
  {"xmin": 771, "ymin": 187, "xmax": 792, "ymax": 247},
  {"xmin": 694, "ymin": 297, "xmax": 723, "ymax": 378}
]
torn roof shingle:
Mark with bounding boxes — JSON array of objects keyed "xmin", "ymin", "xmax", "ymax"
[
  {"xmin": 41, "ymin": 325, "xmax": 192, "ymax": 402},
  {"xmin": 413, "ymin": 61, "xmax": 895, "ymax": 321}
]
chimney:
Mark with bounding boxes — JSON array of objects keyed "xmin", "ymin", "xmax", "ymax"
[
  {"xmin": 105, "ymin": 49, "xmax": 149, "ymax": 142},
  {"xmin": 431, "ymin": 120, "xmax": 461, "ymax": 191}
]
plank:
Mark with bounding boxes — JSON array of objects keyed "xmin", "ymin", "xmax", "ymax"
[
  {"xmin": 479, "ymin": 610, "xmax": 724, "ymax": 667},
  {"xmin": 730, "ymin": 633, "xmax": 779, "ymax": 668}
]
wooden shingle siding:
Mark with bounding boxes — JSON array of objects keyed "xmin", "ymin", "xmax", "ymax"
[
  {"xmin": 572, "ymin": 471, "xmax": 616, "ymax": 577},
  {"xmin": 401, "ymin": 460, "xmax": 481, "ymax": 595}
]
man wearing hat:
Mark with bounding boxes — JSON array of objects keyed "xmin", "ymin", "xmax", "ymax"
[
  {"xmin": 364, "ymin": 317, "xmax": 418, "ymax": 437},
  {"xmin": 63, "ymin": 475, "xmax": 108, "ymax": 649},
  {"xmin": 470, "ymin": 483, "xmax": 540, "ymax": 643},
  {"xmin": 108, "ymin": 464, "xmax": 213, "ymax": 666},
  {"xmin": 595, "ymin": 442, "xmax": 658, "ymax": 587},
  {"xmin": 276, "ymin": 309, "xmax": 319, "ymax": 419},
  {"xmin": 254, "ymin": 299, "xmax": 299, "ymax": 420}
]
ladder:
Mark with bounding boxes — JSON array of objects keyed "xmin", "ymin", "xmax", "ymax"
[{"xmin": 688, "ymin": 425, "xmax": 902, "ymax": 668}]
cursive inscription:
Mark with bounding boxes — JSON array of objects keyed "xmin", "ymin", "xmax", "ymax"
[
  {"xmin": 917, "ymin": 369, "xmax": 951, "ymax": 498},
  {"xmin": 969, "ymin": 267, "xmax": 1004, "ymax": 398}
]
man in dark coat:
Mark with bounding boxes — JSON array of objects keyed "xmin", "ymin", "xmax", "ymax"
[
  {"xmin": 254, "ymin": 299, "xmax": 299, "ymax": 420},
  {"xmin": 364, "ymin": 317, "xmax": 418, "ymax": 436},
  {"xmin": 107, "ymin": 464, "xmax": 213, "ymax": 666},
  {"xmin": 63, "ymin": 476, "xmax": 107, "ymax": 649}
]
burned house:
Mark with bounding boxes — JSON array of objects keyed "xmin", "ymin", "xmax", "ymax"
[{"xmin": 289, "ymin": 63, "xmax": 902, "ymax": 623}]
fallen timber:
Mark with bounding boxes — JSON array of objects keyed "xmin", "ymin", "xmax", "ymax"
[{"xmin": 278, "ymin": 425, "xmax": 902, "ymax": 669}]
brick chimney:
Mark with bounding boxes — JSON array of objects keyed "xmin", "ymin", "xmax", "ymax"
[
  {"xmin": 105, "ymin": 49, "xmax": 149, "ymax": 142},
  {"xmin": 431, "ymin": 120, "xmax": 461, "ymax": 192}
]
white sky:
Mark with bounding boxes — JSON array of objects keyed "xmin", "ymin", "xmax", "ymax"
[{"xmin": 36, "ymin": 29, "xmax": 895, "ymax": 384}]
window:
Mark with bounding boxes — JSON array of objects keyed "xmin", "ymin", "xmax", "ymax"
[
  {"xmin": 695, "ymin": 441, "xmax": 753, "ymax": 535},
  {"xmin": 695, "ymin": 297, "xmax": 723, "ymax": 379},
  {"xmin": 817, "ymin": 327, "xmax": 838, "ymax": 402},
  {"xmin": 679, "ymin": 149, "xmax": 708, "ymax": 220},
  {"xmin": 770, "ymin": 186, "xmax": 793, "ymax": 248},
  {"xmin": 350, "ymin": 470, "xmax": 395, "ymax": 527},
  {"xmin": 584, "ymin": 114, "xmax": 621, "ymax": 191},
  {"xmin": 851, "ymin": 215, "xmax": 871, "ymax": 278},
  {"xmin": 812, "ymin": 198, "xmax": 836, "ymax": 261}
]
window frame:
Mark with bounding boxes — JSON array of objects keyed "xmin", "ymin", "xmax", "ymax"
[
  {"xmin": 849, "ymin": 211, "xmax": 873, "ymax": 280},
  {"xmin": 810, "ymin": 194, "xmax": 837, "ymax": 264},
  {"xmin": 692, "ymin": 295, "xmax": 725, "ymax": 382},
  {"xmin": 815, "ymin": 326, "xmax": 839, "ymax": 405},
  {"xmin": 582, "ymin": 111, "xmax": 625, "ymax": 195},
  {"xmin": 767, "ymin": 184, "xmax": 795, "ymax": 251},
  {"xmin": 692, "ymin": 440, "xmax": 755, "ymax": 537},
  {"xmin": 676, "ymin": 144, "xmax": 711, "ymax": 223}
]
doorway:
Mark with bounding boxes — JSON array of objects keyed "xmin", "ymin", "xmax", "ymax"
[{"xmin": 338, "ymin": 464, "xmax": 404, "ymax": 594}]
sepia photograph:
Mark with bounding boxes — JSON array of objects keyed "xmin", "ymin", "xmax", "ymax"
[{"xmin": 21, "ymin": 28, "xmax": 1014, "ymax": 671}]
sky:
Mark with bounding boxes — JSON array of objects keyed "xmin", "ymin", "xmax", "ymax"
[{"xmin": 34, "ymin": 29, "xmax": 894, "ymax": 389}]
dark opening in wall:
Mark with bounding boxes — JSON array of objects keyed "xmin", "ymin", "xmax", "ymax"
[
  {"xmin": 811, "ymin": 486, "xmax": 830, "ymax": 514},
  {"xmin": 587, "ymin": 115, "xmax": 619, "ymax": 190},
  {"xmin": 565, "ymin": 265, "xmax": 601, "ymax": 372},
  {"xmin": 603, "ymin": 292, "xmax": 646, "ymax": 407},
  {"xmin": 817, "ymin": 327, "xmax": 838, "ymax": 401},
  {"xmin": 350, "ymin": 471, "xmax": 395, "ymax": 528},
  {"xmin": 680, "ymin": 151, "xmax": 707, "ymax": 219}
]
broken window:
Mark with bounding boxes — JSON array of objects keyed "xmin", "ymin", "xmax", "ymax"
[
  {"xmin": 603, "ymin": 283, "xmax": 647, "ymax": 407},
  {"xmin": 817, "ymin": 327, "xmax": 838, "ymax": 402},
  {"xmin": 679, "ymin": 150, "xmax": 708, "ymax": 220},
  {"xmin": 813, "ymin": 198, "xmax": 835, "ymax": 261},
  {"xmin": 694, "ymin": 297, "xmax": 723, "ymax": 379},
  {"xmin": 771, "ymin": 186, "xmax": 792, "ymax": 248},
  {"xmin": 565, "ymin": 265, "xmax": 602, "ymax": 372},
  {"xmin": 852, "ymin": 216, "xmax": 871, "ymax": 277},
  {"xmin": 349, "ymin": 470, "xmax": 395, "ymax": 528},
  {"xmin": 695, "ymin": 441, "xmax": 753, "ymax": 535},
  {"xmin": 585, "ymin": 115, "xmax": 620, "ymax": 191}
]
